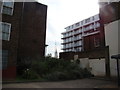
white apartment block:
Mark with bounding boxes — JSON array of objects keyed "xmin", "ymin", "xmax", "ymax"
[{"xmin": 61, "ymin": 14, "xmax": 101, "ymax": 52}]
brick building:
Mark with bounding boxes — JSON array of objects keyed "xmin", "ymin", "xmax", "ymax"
[
  {"xmin": 60, "ymin": 1, "xmax": 120, "ymax": 77},
  {"xmin": 99, "ymin": 1, "xmax": 120, "ymax": 76},
  {"xmin": 0, "ymin": 1, "xmax": 47, "ymax": 79},
  {"xmin": 61, "ymin": 14, "xmax": 105, "ymax": 52}
]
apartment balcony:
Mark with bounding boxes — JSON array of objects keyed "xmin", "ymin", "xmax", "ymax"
[
  {"xmin": 74, "ymin": 30, "xmax": 82, "ymax": 35},
  {"xmin": 73, "ymin": 37, "xmax": 82, "ymax": 42},
  {"xmin": 74, "ymin": 44, "xmax": 82, "ymax": 48},
  {"xmin": 61, "ymin": 34, "xmax": 73, "ymax": 39},
  {"xmin": 61, "ymin": 40, "xmax": 73, "ymax": 45},
  {"xmin": 62, "ymin": 47, "xmax": 73, "ymax": 50}
]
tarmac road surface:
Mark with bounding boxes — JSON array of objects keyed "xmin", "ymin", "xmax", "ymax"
[{"xmin": 2, "ymin": 78, "xmax": 118, "ymax": 88}]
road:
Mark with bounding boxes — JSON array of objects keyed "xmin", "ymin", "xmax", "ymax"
[{"xmin": 2, "ymin": 78, "xmax": 118, "ymax": 88}]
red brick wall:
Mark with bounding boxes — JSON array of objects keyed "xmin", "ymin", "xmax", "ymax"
[
  {"xmin": 84, "ymin": 33, "xmax": 102, "ymax": 51},
  {"xmin": 2, "ymin": 66, "xmax": 16, "ymax": 80}
]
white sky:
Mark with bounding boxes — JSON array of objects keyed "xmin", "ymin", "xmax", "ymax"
[{"xmin": 37, "ymin": 0, "xmax": 99, "ymax": 57}]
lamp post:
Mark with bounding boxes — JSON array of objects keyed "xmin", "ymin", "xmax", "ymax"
[{"xmin": 111, "ymin": 54, "xmax": 120, "ymax": 87}]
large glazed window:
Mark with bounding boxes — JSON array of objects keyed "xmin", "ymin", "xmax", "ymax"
[
  {"xmin": 2, "ymin": 0, "xmax": 14, "ymax": 15},
  {"xmin": 0, "ymin": 50, "xmax": 8, "ymax": 69}
]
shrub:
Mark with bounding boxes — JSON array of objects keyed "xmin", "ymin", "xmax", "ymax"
[
  {"xmin": 75, "ymin": 59, "xmax": 80, "ymax": 64},
  {"xmin": 82, "ymin": 68, "xmax": 93, "ymax": 78},
  {"xmin": 44, "ymin": 71, "xmax": 69, "ymax": 81},
  {"xmin": 17, "ymin": 57, "xmax": 32, "ymax": 75},
  {"xmin": 17, "ymin": 56, "xmax": 93, "ymax": 81},
  {"xmin": 22, "ymin": 69, "xmax": 40, "ymax": 79},
  {"xmin": 44, "ymin": 72, "xmax": 59, "ymax": 81},
  {"xmin": 68, "ymin": 69, "xmax": 84, "ymax": 79},
  {"xmin": 31, "ymin": 61, "xmax": 49, "ymax": 76}
]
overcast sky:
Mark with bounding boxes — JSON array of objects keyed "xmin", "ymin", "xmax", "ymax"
[{"xmin": 37, "ymin": 0, "xmax": 99, "ymax": 57}]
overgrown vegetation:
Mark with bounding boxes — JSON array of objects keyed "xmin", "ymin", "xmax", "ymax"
[{"xmin": 17, "ymin": 57, "xmax": 93, "ymax": 81}]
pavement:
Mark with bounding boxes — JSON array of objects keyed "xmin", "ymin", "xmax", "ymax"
[{"xmin": 2, "ymin": 78, "xmax": 119, "ymax": 89}]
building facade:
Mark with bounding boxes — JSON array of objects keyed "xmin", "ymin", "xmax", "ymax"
[
  {"xmin": 61, "ymin": 14, "xmax": 105, "ymax": 52},
  {"xmin": 99, "ymin": 1, "xmax": 120, "ymax": 76},
  {"xmin": 0, "ymin": 1, "xmax": 47, "ymax": 79}
]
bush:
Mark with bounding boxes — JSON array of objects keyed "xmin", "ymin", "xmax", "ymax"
[
  {"xmin": 44, "ymin": 71, "xmax": 69, "ymax": 81},
  {"xmin": 22, "ymin": 69, "xmax": 40, "ymax": 79},
  {"xmin": 17, "ymin": 56, "xmax": 93, "ymax": 81},
  {"xmin": 31, "ymin": 60, "xmax": 49, "ymax": 76},
  {"xmin": 68, "ymin": 69, "xmax": 84, "ymax": 79},
  {"xmin": 17, "ymin": 57, "xmax": 33, "ymax": 75},
  {"xmin": 44, "ymin": 68, "xmax": 88, "ymax": 81},
  {"xmin": 82, "ymin": 68, "xmax": 93, "ymax": 78}
]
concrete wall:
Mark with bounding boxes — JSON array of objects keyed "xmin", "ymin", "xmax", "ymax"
[
  {"xmin": 79, "ymin": 58, "xmax": 106, "ymax": 76},
  {"xmin": 89, "ymin": 59, "xmax": 105, "ymax": 76},
  {"xmin": 105, "ymin": 20, "xmax": 120, "ymax": 76},
  {"xmin": 79, "ymin": 58, "xmax": 89, "ymax": 69}
]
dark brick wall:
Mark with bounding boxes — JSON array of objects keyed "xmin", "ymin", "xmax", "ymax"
[
  {"xmin": 83, "ymin": 20, "xmax": 105, "ymax": 52},
  {"xmin": 2, "ymin": 2, "xmax": 23, "ymax": 79},
  {"xmin": 2, "ymin": 2, "xmax": 47, "ymax": 79},
  {"xmin": 60, "ymin": 47, "xmax": 108, "ymax": 60},
  {"xmin": 99, "ymin": 2, "xmax": 120, "ymax": 24},
  {"xmin": 83, "ymin": 32, "xmax": 105, "ymax": 52},
  {"xmin": 17, "ymin": 2, "xmax": 47, "ymax": 59}
]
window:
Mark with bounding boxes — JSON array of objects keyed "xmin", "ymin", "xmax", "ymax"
[
  {"xmin": 63, "ymin": 33, "xmax": 66, "ymax": 38},
  {"xmin": 2, "ymin": 0, "xmax": 14, "ymax": 15},
  {"xmin": 66, "ymin": 44, "xmax": 68, "ymax": 48},
  {"xmin": 79, "ymin": 34, "xmax": 81, "ymax": 39},
  {"xmin": 68, "ymin": 26, "xmax": 70, "ymax": 29},
  {"xmin": 79, "ymin": 41, "xmax": 82, "ymax": 45},
  {"xmin": 0, "ymin": 50, "xmax": 8, "ymax": 69},
  {"xmin": 89, "ymin": 24, "xmax": 93, "ymax": 30},
  {"xmin": 94, "ymin": 22, "xmax": 97, "ymax": 30},
  {"xmin": 69, "ymin": 32, "xmax": 72, "ymax": 36},
  {"xmin": 82, "ymin": 27, "xmax": 85, "ymax": 31},
  {"xmin": 92, "ymin": 16, "xmax": 94, "ymax": 21},
  {"xmin": 85, "ymin": 26, "xmax": 90, "ymax": 31},
  {"xmin": 79, "ymin": 47, "xmax": 82, "ymax": 51},
  {"xmin": 85, "ymin": 18, "xmax": 90, "ymax": 23},
  {"xmin": 96, "ymin": 22, "xmax": 100, "ymax": 28},
  {"xmin": 79, "ymin": 29, "xmax": 82, "ymax": 33},
  {"xmin": 94, "ymin": 37, "xmax": 100, "ymax": 47},
  {"xmin": 63, "ymin": 45, "xmax": 66, "ymax": 49},
  {"xmin": 72, "ymin": 25, "xmax": 74, "ymax": 29},
  {"xmin": 63, "ymin": 39, "xmax": 66, "ymax": 43},
  {"xmin": 0, "ymin": 22, "xmax": 11, "ymax": 41},
  {"xmin": 75, "ymin": 23, "xmax": 79, "ymax": 27},
  {"xmin": 81, "ymin": 21, "xmax": 83, "ymax": 25}
]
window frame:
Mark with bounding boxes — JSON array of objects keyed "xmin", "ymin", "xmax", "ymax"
[
  {"xmin": 0, "ymin": 22, "xmax": 11, "ymax": 41},
  {"xmin": 1, "ymin": 0, "xmax": 14, "ymax": 15}
]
